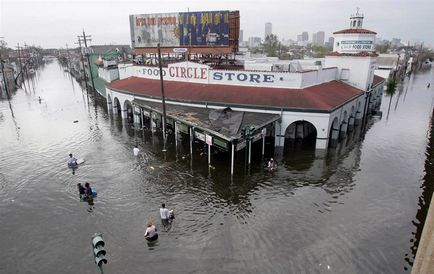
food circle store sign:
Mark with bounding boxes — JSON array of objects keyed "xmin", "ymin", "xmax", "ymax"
[
  {"xmin": 337, "ymin": 40, "xmax": 374, "ymax": 52},
  {"xmin": 138, "ymin": 62, "xmax": 276, "ymax": 86}
]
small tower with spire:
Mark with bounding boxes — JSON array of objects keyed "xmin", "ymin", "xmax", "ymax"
[
  {"xmin": 330, "ymin": 8, "xmax": 376, "ymax": 54},
  {"xmin": 350, "ymin": 7, "xmax": 364, "ymax": 29},
  {"xmin": 325, "ymin": 9, "xmax": 379, "ymax": 91}
]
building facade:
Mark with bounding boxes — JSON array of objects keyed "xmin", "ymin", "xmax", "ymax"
[
  {"xmin": 104, "ymin": 10, "xmax": 385, "ymax": 165},
  {"xmin": 265, "ymin": 22, "xmax": 272, "ymax": 39}
]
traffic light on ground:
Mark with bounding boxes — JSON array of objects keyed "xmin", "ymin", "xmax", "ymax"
[{"xmin": 91, "ymin": 233, "xmax": 107, "ymax": 267}]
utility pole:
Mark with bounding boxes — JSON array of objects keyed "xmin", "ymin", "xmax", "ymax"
[
  {"xmin": 78, "ymin": 30, "xmax": 95, "ymax": 92},
  {"xmin": 0, "ymin": 52, "xmax": 10, "ymax": 99},
  {"xmin": 76, "ymin": 37, "xmax": 88, "ymax": 89},
  {"xmin": 157, "ymin": 43, "xmax": 167, "ymax": 151},
  {"xmin": 23, "ymin": 43, "xmax": 30, "ymax": 80},
  {"xmin": 0, "ymin": 37, "xmax": 8, "ymax": 97},
  {"xmin": 65, "ymin": 43, "xmax": 71, "ymax": 70},
  {"xmin": 16, "ymin": 43, "xmax": 24, "ymax": 83}
]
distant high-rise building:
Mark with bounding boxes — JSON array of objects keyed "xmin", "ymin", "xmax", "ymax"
[
  {"xmin": 391, "ymin": 38, "xmax": 401, "ymax": 47},
  {"xmin": 239, "ymin": 29, "xmax": 244, "ymax": 42},
  {"xmin": 297, "ymin": 34, "xmax": 303, "ymax": 42},
  {"xmin": 327, "ymin": 37, "xmax": 335, "ymax": 47},
  {"xmin": 301, "ymin": 32, "xmax": 309, "ymax": 41},
  {"xmin": 312, "ymin": 31, "xmax": 325, "ymax": 46},
  {"xmin": 265, "ymin": 22, "xmax": 272, "ymax": 39},
  {"xmin": 248, "ymin": 37, "xmax": 262, "ymax": 48}
]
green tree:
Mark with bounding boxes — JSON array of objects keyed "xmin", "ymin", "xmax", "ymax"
[
  {"xmin": 0, "ymin": 40, "xmax": 10, "ymax": 58},
  {"xmin": 263, "ymin": 34, "xmax": 279, "ymax": 57},
  {"xmin": 375, "ymin": 41, "xmax": 390, "ymax": 53},
  {"xmin": 312, "ymin": 45, "xmax": 328, "ymax": 58},
  {"xmin": 385, "ymin": 79, "xmax": 397, "ymax": 119}
]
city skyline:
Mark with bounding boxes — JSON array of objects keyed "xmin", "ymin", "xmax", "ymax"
[{"xmin": 1, "ymin": 0, "xmax": 433, "ymax": 48}]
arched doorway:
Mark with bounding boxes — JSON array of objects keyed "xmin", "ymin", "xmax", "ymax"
[
  {"xmin": 339, "ymin": 110, "xmax": 348, "ymax": 139},
  {"xmin": 107, "ymin": 94, "xmax": 113, "ymax": 112},
  {"xmin": 329, "ymin": 117, "xmax": 339, "ymax": 148},
  {"xmin": 348, "ymin": 105, "xmax": 355, "ymax": 132},
  {"xmin": 282, "ymin": 121, "xmax": 317, "ymax": 169},
  {"xmin": 124, "ymin": 100, "xmax": 134, "ymax": 123},
  {"xmin": 284, "ymin": 120, "xmax": 317, "ymax": 151},
  {"xmin": 113, "ymin": 97, "xmax": 121, "ymax": 115}
]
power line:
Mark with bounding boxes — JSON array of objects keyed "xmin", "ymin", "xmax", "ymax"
[{"xmin": 77, "ymin": 30, "xmax": 96, "ymax": 92}]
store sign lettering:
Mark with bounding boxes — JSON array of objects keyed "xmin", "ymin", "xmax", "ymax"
[
  {"xmin": 142, "ymin": 68, "xmax": 166, "ymax": 77},
  {"xmin": 339, "ymin": 40, "xmax": 373, "ymax": 51},
  {"xmin": 140, "ymin": 66, "xmax": 276, "ymax": 84},
  {"xmin": 212, "ymin": 72, "xmax": 274, "ymax": 83},
  {"xmin": 168, "ymin": 66, "xmax": 207, "ymax": 80}
]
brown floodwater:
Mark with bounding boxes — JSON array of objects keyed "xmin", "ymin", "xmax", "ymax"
[{"xmin": 0, "ymin": 61, "xmax": 433, "ymax": 273}]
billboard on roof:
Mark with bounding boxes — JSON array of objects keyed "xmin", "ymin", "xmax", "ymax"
[{"xmin": 129, "ymin": 11, "xmax": 231, "ymax": 48}]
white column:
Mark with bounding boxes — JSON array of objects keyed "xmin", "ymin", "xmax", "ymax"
[
  {"xmin": 231, "ymin": 143, "xmax": 235, "ymax": 176},
  {"xmin": 248, "ymin": 140, "xmax": 252, "ymax": 164},
  {"xmin": 274, "ymin": 120, "xmax": 287, "ymax": 147},
  {"xmin": 339, "ymin": 122, "xmax": 348, "ymax": 139},
  {"xmin": 189, "ymin": 127, "xmax": 193, "ymax": 156},
  {"xmin": 262, "ymin": 128, "xmax": 266, "ymax": 155},
  {"xmin": 140, "ymin": 108, "xmax": 143, "ymax": 128},
  {"xmin": 174, "ymin": 122, "xmax": 178, "ymax": 149},
  {"xmin": 208, "ymin": 144, "xmax": 211, "ymax": 165}
]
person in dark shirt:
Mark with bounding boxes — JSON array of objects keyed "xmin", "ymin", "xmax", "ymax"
[
  {"xmin": 84, "ymin": 182, "xmax": 92, "ymax": 198},
  {"xmin": 77, "ymin": 183, "xmax": 85, "ymax": 195}
]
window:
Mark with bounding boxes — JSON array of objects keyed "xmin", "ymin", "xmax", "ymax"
[{"xmin": 340, "ymin": 69, "xmax": 350, "ymax": 80}]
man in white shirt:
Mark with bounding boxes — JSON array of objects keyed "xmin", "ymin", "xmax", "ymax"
[
  {"xmin": 68, "ymin": 153, "xmax": 78, "ymax": 167},
  {"xmin": 133, "ymin": 145, "xmax": 140, "ymax": 156},
  {"xmin": 160, "ymin": 203, "xmax": 169, "ymax": 228}
]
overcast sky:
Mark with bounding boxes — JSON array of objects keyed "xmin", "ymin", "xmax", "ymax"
[{"xmin": 1, "ymin": 0, "xmax": 433, "ymax": 49}]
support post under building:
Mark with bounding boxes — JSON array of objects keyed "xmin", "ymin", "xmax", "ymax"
[
  {"xmin": 231, "ymin": 143, "xmax": 235, "ymax": 176},
  {"xmin": 248, "ymin": 140, "xmax": 252, "ymax": 165}
]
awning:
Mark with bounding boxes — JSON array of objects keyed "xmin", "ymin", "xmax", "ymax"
[{"xmin": 132, "ymin": 99, "xmax": 280, "ymax": 142}]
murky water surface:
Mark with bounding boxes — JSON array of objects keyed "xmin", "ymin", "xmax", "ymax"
[{"xmin": 0, "ymin": 62, "xmax": 433, "ymax": 273}]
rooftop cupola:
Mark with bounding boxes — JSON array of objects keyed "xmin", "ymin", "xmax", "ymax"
[{"xmin": 350, "ymin": 8, "xmax": 364, "ymax": 29}]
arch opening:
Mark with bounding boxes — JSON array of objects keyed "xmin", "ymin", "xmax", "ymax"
[
  {"xmin": 113, "ymin": 97, "xmax": 122, "ymax": 115},
  {"xmin": 329, "ymin": 117, "xmax": 340, "ymax": 148},
  {"xmin": 124, "ymin": 100, "xmax": 134, "ymax": 123},
  {"xmin": 284, "ymin": 120, "xmax": 317, "ymax": 151}
]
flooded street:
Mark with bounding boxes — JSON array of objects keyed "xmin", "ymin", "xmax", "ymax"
[{"xmin": 1, "ymin": 61, "xmax": 434, "ymax": 273}]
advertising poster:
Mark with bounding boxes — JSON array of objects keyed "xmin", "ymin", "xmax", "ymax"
[{"xmin": 130, "ymin": 10, "xmax": 230, "ymax": 48}]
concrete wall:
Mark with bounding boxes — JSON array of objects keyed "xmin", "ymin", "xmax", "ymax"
[
  {"xmin": 98, "ymin": 67, "xmax": 119, "ymax": 83},
  {"xmin": 107, "ymin": 87, "xmax": 353, "ymax": 150},
  {"xmin": 118, "ymin": 62, "xmax": 338, "ymax": 89},
  {"xmin": 325, "ymin": 55, "xmax": 375, "ymax": 90}
]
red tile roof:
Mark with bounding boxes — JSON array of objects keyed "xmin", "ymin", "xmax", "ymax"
[
  {"xmin": 107, "ymin": 77, "xmax": 364, "ymax": 112},
  {"xmin": 372, "ymin": 75, "xmax": 385, "ymax": 87},
  {"xmin": 333, "ymin": 28, "xmax": 377, "ymax": 35}
]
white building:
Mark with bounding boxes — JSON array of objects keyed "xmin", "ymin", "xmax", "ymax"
[
  {"xmin": 105, "ymin": 10, "xmax": 385, "ymax": 174},
  {"xmin": 312, "ymin": 31, "xmax": 325, "ymax": 46},
  {"xmin": 265, "ymin": 22, "xmax": 272, "ymax": 39},
  {"xmin": 248, "ymin": 37, "xmax": 262, "ymax": 48}
]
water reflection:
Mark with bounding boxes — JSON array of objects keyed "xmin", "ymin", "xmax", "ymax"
[
  {"xmin": 405, "ymin": 109, "xmax": 434, "ymax": 270},
  {"xmin": 1, "ymin": 62, "xmax": 433, "ymax": 273}
]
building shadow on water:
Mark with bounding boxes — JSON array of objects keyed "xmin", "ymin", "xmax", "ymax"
[
  {"xmin": 404, "ymin": 110, "xmax": 434, "ymax": 271},
  {"xmin": 105, "ymin": 106, "xmax": 382, "ymax": 216}
]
